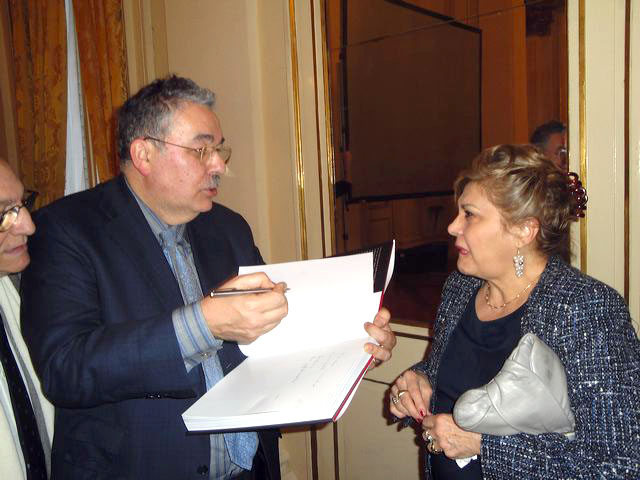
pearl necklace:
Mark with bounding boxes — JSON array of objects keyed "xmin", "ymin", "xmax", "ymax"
[{"xmin": 484, "ymin": 280, "xmax": 534, "ymax": 310}]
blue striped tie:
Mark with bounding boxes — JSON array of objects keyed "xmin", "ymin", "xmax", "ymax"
[{"xmin": 159, "ymin": 228, "xmax": 258, "ymax": 471}]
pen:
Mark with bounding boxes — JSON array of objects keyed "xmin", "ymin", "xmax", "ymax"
[{"xmin": 209, "ymin": 287, "xmax": 290, "ymax": 297}]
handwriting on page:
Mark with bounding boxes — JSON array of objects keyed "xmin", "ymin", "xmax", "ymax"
[
  {"xmin": 291, "ymin": 351, "xmax": 344, "ymax": 387},
  {"xmin": 238, "ymin": 339, "xmax": 369, "ymax": 415}
]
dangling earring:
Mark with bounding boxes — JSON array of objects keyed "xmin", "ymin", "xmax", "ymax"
[{"xmin": 513, "ymin": 248, "xmax": 525, "ymax": 278}]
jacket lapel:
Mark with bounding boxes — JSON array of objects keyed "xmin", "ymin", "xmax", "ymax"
[
  {"xmin": 520, "ymin": 255, "xmax": 561, "ymax": 337},
  {"xmin": 101, "ymin": 179, "xmax": 247, "ymax": 372},
  {"xmin": 99, "ymin": 176, "xmax": 183, "ymax": 310},
  {"xmin": 187, "ymin": 212, "xmax": 239, "ymax": 295}
]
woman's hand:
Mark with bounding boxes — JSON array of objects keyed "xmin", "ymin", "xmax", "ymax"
[
  {"xmin": 364, "ymin": 307, "xmax": 396, "ymax": 367},
  {"xmin": 389, "ymin": 370, "xmax": 432, "ymax": 422},
  {"xmin": 422, "ymin": 414, "xmax": 481, "ymax": 459}
]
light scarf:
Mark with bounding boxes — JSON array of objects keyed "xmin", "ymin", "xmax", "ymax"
[{"xmin": 0, "ymin": 276, "xmax": 54, "ymax": 478}]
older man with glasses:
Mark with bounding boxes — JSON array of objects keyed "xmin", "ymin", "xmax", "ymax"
[
  {"xmin": 0, "ymin": 159, "xmax": 53, "ymax": 480},
  {"xmin": 21, "ymin": 75, "xmax": 396, "ymax": 479}
]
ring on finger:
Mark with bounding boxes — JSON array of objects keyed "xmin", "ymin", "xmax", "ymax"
[
  {"xmin": 397, "ymin": 390, "xmax": 408, "ymax": 399},
  {"xmin": 426, "ymin": 440, "xmax": 443, "ymax": 455},
  {"xmin": 390, "ymin": 394, "xmax": 399, "ymax": 406}
]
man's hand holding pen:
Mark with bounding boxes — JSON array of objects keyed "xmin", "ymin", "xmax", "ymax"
[
  {"xmin": 201, "ymin": 272, "xmax": 289, "ymax": 343},
  {"xmin": 202, "ymin": 272, "xmax": 396, "ymax": 368}
]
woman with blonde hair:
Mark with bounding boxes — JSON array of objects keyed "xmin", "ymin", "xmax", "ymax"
[{"xmin": 389, "ymin": 144, "xmax": 639, "ymax": 479}]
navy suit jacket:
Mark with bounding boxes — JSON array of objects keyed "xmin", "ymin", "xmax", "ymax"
[{"xmin": 21, "ymin": 175, "xmax": 280, "ymax": 479}]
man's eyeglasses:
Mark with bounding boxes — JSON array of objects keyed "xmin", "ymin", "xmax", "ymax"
[
  {"xmin": 144, "ymin": 136, "xmax": 232, "ymax": 165},
  {"xmin": 0, "ymin": 190, "xmax": 38, "ymax": 233}
]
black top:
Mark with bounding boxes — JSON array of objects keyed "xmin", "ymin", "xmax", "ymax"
[{"xmin": 430, "ymin": 289, "xmax": 525, "ymax": 480}]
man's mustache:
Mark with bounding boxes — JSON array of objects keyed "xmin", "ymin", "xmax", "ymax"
[{"xmin": 207, "ymin": 175, "xmax": 221, "ymax": 189}]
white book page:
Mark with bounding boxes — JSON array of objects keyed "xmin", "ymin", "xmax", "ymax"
[
  {"xmin": 182, "ymin": 248, "xmax": 393, "ymax": 431},
  {"xmin": 239, "ymin": 252, "xmax": 372, "ymax": 295},
  {"xmin": 183, "ymin": 337, "xmax": 374, "ymax": 431},
  {"xmin": 239, "ymin": 253, "xmax": 376, "ymax": 358}
]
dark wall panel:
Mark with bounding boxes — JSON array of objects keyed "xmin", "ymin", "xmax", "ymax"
[{"xmin": 344, "ymin": 0, "xmax": 481, "ymax": 200}]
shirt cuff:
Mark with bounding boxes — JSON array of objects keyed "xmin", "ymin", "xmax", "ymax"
[{"xmin": 172, "ymin": 302, "xmax": 223, "ymax": 371}]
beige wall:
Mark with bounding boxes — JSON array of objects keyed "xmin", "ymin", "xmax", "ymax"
[
  {"xmin": 163, "ymin": 0, "xmax": 299, "ymax": 264},
  {"xmin": 631, "ymin": 0, "xmax": 640, "ymax": 329},
  {"xmin": 567, "ymin": 0, "xmax": 635, "ymax": 320},
  {"xmin": 125, "ymin": 0, "xmax": 300, "ymax": 265}
]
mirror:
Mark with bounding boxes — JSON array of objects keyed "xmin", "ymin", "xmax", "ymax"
[{"xmin": 326, "ymin": 0, "xmax": 568, "ymax": 324}]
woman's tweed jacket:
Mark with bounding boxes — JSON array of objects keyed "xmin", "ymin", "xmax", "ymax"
[{"xmin": 413, "ymin": 256, "xmax": 640, "ymax": 479}]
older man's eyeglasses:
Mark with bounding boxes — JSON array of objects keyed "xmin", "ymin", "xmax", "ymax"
[
  {"xmin": 144, "ymin": 136, "xmax": 232, "ymax": 165},
  {"xmin": 0, "ymin": 190, "xmax": 38, "ymax": 233}
]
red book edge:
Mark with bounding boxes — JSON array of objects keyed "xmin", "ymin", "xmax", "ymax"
[
  {"xmin": 332, "ymin": 275, "xmax": 388, "ymax": 422},
  {"xmin": 332, "ymin": 356, "xmax": 375, "ymax": 422}
]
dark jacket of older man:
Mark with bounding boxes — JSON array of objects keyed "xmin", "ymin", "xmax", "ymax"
[{"xmin": 21, "ymin": 175, "xmax": 280, "ymax": 479}]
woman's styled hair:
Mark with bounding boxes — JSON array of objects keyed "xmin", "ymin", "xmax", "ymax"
[{"xmin": 454, "ymin": 144, "xmax": 581, "ymax": 258}]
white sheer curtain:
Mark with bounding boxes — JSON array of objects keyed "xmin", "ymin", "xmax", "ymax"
[{"xmin": 64, "ymin": 0, "xmax": 89, "ymax": 195}]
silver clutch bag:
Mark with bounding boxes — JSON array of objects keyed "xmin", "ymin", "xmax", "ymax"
[{"xmin": 452, "ymin": 333, "xmax": 575, "ymax": 436}]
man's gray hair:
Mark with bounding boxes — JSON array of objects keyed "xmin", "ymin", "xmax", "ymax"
[{"xmin": 116, "ymin": 75, "xmax": 215, "ymax": 164}]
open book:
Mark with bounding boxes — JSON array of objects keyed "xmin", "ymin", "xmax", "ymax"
[{"xmin": 182, "ymin": 241, "xmax": 395, "ymax": 431}]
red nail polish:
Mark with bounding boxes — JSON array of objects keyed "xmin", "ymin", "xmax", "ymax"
[{"xmin": 420, "ymin": 409, "xmax": 425, "ymax": 417}]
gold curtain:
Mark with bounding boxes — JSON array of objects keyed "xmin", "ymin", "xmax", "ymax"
[
  {"xmin": 73, "ymin": 0, "xmax": 128, "ymax": 186},
  {"xmin": 9, "ymin": 0, "xmax": 67, "ymax": 206}
]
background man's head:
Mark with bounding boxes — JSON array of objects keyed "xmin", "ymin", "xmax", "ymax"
[
  {"xmin": 530, "ymin": 120, "xmax": 567, "ymax": 171},
  {"xmin": 117, "ymin": 75, "xmax": 228, "ymax": 225},
  {"xmin": 0, "ymin": 160, "xmax": 36, "ymax": 275}
]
